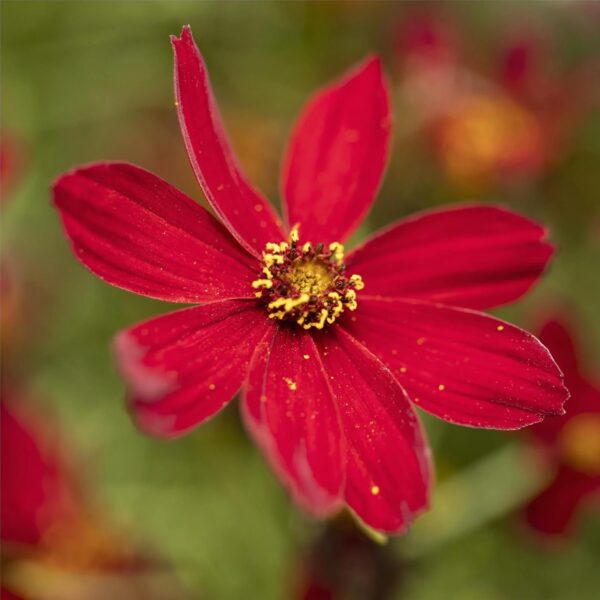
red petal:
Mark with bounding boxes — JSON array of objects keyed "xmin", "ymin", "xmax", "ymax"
[
  {"xmin": 1, "ymin": 587, "xmax": 25, "ymax": 600},
  {"xmin": 282, "ymin": 57, "xmax": 391, "ymax": 244},
  {"xmin": 314, "ymin": 328, "xmax": 432, "ymax": 534},
  {"xmin": 53, "ymin": 162, "xmax": 256, "ymax": 303},
  {"xmin": 242, "ymin": 327, "xmax": 344, "ymax": 516},
  {"xmin": 344, "ymin": 298, "xmax": 568, "ymax": 430},
  {"xmin": 171, "ymin": 26, "xmax": 284, "ymax": 257},
  {"xmin": 347, "ymin": 205, "xmax": 553, "ymax": 310},
  {"xmin": 500, "ymin": 39, "xmax": 539, "ymax": 98},
  {"xmin": 524, "ymin": 466, "xmax": 600, "ymax": 537},
  {"xmin": 529, "ymin": 316, "xmax": 600, "ymax": 445},
  {"xmin": 0, "ymin": 398, "xmax": 78, "ymax": 546},
  {"xmin": 115, "ymin": 300, "xmax": 270, "ymax": 438}
]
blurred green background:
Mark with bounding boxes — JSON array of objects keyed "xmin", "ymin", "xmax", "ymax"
[{"xmin": 2, "ymin": 1, "xmax": 600, "ymax": 599}]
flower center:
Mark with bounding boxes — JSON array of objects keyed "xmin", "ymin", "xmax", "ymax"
[
  {"xmin": 252, "ymin": 227, "xmax": 364, "ymax": 330},
  {"xmin": 558, "ymin": 413, "xmax": 600, "ymax": 475}
]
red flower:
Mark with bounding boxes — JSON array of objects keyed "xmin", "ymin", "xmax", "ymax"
[
  {"xmin": 0, "ymin": 395, "xmax": 165, "ymax": 598},
  {"xmin": 52, "ymin": 26, "xmax": 568, "ymax": 533},
  {"xmin": 1, "ymin": 397, "xmax": 80, "ymax": 550},
  {"xmin": 524, "ymin": 315, "xmax": 600, "ymax": 537},
  {"xmin": 394, "ymin": 13, "xmax": 595, "ymax": 188}
]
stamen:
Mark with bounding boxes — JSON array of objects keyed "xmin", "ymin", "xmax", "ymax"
[
  {"xmin": 252, "ymin": 226, "xmax": 364, "ymax": 330},
  {"xmin": 290, "ymin": 225, "xmax": 300, "ymax": 243}
]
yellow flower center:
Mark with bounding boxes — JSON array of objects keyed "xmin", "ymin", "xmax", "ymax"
[
  {"xmin": 558, "ymin": 413, "xmax": 600, "ymax": 475},
  {"xmin": 286, "ymin": 259, "xmax": 333, "ymax": 296},
  {"xmin": 252, "ymin": 227, "xmax": 364, "ymax": 330}
]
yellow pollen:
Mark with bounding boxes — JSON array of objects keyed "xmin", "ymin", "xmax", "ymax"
[
  {"xmin": 349, "ymin": 274, "xmax": 365, "ymax": 290},
  {"xmin": 252, "ymin": 230, "xmax": 363, "ymax": 330},
  {"xmin": 287, "ymin": 260, "xmax": 333, "ymax": 296},
  {"xmin": 371, "ymin": 485, "xmax": 380, "ymax": 496},
  {"xmin": 310, "ymin": 308, "xmax": 328, "ymax": 331},
  {"xmin": 328, "ymin": 242, "xmax": 344, "ymax": 265},
  {"xmin": 438, "ymin": 384, "xmax": 445, "ymax": 391},
  {"xmin": 283, "ymin": 377, "xmax": 297, "ymax": 391},
  {"xmin": 265, "ymin": 242, "xmax": 283, "ymax": 252},
  {"xmin": 268, "ymin": 294, "xmax": 310, "ymax": 314},
  {"xmin": 252, "ymin": 278, "xmax": 272, "ymax": 289},
  {"xmin": 344, "ymin": 289, "xmax": 358, "ymax": 311},
  {"xmin": 303, "ymin": 354, "xmax": 310, "ymax": 360},
  {"xmin": 290, "ymin": 225, "xmax": 300, "ymax": 243},
  {"xmin": 559, "ymin": 413, "xmax": 600, "ymax": 475},
  {"xmin": 497, "ymin": 325, "xmax": 505, "ymax": 332}
]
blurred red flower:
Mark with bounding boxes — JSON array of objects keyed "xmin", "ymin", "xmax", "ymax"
[
  {"xmin": 0, "ymin": 396, "xmax": 157, "ymax": 598},
  {"xmin": 1, "ymin": 397, "xmax": 81, "ymax": 550},
  {"xmin": 524, "ymin": 315, "xmax": 600, "ymax": 537},
  {"xmin": 0, "ymin": 395, "xmax": 187, "ymax": 599},
  {"xmin": 53, "ymin": 26, "xmax": 568, "ymax": 533},
  {"xmin": 394, "ymin": 13, "xmax": 597, "ymax": 189},
  {"xmin": 0, "ymin": 132, "xmax": 25, "ymax": 201}
]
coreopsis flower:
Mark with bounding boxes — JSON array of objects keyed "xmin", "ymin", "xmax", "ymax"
[
  {"xmin": 53, "ymin": 26, "xmax": 568, "ymax": 533},
  {"xmin": 394, "ymin": 13, "xmax": 596, "ymax": 189},
  {"xmin": 523, "ymin": 315, "xmax": 600, "ymax": 538},
  {"xmin": 0, "ymin": 396, "xmax": 188, "ymax": 600}
]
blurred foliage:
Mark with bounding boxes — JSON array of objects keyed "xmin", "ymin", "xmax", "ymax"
[{"xmin": 2, "ymin": 1, "xmax": 599, "ymax": 599}]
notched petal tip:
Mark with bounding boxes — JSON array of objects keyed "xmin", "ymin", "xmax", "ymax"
[
  {"xmin": 171, "ymin": 24, "xmax": 193, "ymax": 46},
  {"xmin": 534, "ymin": 336, "xmax": 571, "ymax": 417},
  {"xmin": 552, "ymin": 385, "xmax": 570, "ymax": 418},
  {"xmin": 127, "ymin": 399, "xmax": 180, "ymax": 439},
  {"xmin": 113, "ymin": 330, "xmax": 179, "ymax": 403}
]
